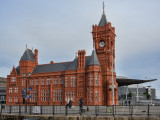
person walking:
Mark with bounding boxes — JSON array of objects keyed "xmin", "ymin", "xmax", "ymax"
[
  {"xmin": 79, "ymin": 98, "xmax": 83, "ymax": 112},
  {"xmin": 69, "ymin": 100, "xmax": 72, "ymax": 109}
]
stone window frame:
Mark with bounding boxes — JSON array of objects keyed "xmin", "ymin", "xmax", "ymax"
[
  {"xmin": 9, "ymin": 87, "xmax": 13, "ymax": 93},
  {"xmin": 95, "ymin": 74, "xmax": 98, "ymax": 85},
  {"xmin": 22, "ymin": 79, "xmax": 25, "ymax": 86},
  {"xmin": 35, "ymin": 78, "xmax": 39, "ymax": 85},
  {"xmin": 47, "ymin": 78, "xmax": 51, "ymax": 85},
  {"xmin": 11, "ymin": 77, "xmax": 16, "ymax": 82},
  {"xmin": 91, "ymin": 90, "xmax": 93, "ymax": 101},
  {"xmin": 91, "ymin": 74, "xmax": 93, "ymax": 86},
  {"xmin": 14, "ymin": 87, "xmax": 18, "ymax": 93},
  {"xmin": 65, "ymin": 77, "xmax": 68, "ymax": 87},
  {"xmin": 71, "ymin": 76, "xmax": 76, "ymax": 87},
  {"xmin": 95, "ymin": 90, "xmax": 98, "ymax": 101}
]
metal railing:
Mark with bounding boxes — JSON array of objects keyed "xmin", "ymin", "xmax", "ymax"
[{"xmin": 1, "ymin": 105, "xmax": 160, "ymax": 116}]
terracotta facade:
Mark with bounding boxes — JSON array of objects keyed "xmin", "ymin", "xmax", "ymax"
[{"xmin": 6, "ymin": 11, "xmax": 118, "ymax": 106}]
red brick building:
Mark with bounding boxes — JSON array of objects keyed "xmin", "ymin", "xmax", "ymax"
[{"xmin": 6, "ymin": 9, "xmax": 118, "ymax": 106}]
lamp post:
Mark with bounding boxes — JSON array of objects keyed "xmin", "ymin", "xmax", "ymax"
[
  {"xmin": 87, "ymin": 87, "xmax": 89, "ymax": 111},
  {"xmin": 108, "ymin": 47, "xmax": 115, "ymax": 105},
  {"xmin": 23, "ymin": 72, "xmax": 31, "ymax": 113},
  {"xmin": 145, "ymin": 77, "xmax": 152, "ymax": 105}
]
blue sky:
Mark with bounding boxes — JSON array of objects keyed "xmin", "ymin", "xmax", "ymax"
[{"xmin": 0, "ymin": 0, "xmax": 160, "ymax": 98}]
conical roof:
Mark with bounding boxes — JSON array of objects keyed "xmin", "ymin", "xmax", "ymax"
[
  {"xmin": 88, "ymin": 50, "xmax": 100, "ymax": 66},
  {"xmin": 98, "ymin": 13, "xmax": 108, "ymax": 26},
  {"xmin": 20, "ymin": 49, "xmax": 35, "ymax": 62}
]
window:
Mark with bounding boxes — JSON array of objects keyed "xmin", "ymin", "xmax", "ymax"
[
  {"xmin": 22, "ymin": 80, "xmax": 25, "ymax": 86},
  {"xmin": 54, "ymin": 89, "xmax": 62, "ymax": 101},
  {"xmin": 11, "ymin": 77, "xmax": 16, "ymax": 82},
  {"xmin": 71, "ymin": 76, "xmax": 76, "ymax": 86},
  {"xmin": 14, "ymin": 87, "xmax": 18, "ymax": 93},
  {"xmin": 14, "ymin": 96, "xmax": 18, "ymax": 102},
  {"xmin": 9, "ymin": 88, "xmax": 12, "ymax": 93},
  {"xmin": 53, "ymin": 77, "xmax": 57, "ymax": 84},
  {"xmin": 65, "ymin": 91, "xmax": 70, "ymax": 101},
  {"xmin": 35, "ymin": 79, "xmax": 39, "ymax": 85},
  {"xmin": 30, "ymin": 90, "xmax": 38, "ymax": 102},
  {"xmin": 30, "ymin": 79, "xmax": 34, "ymax": 86},
  {"xmin": 91, "ymin": 74, "xmax": 93, "ymax": 85},
  {"xmin": 95, "ymin": 90, "xmax": 98, "ymax": 101},
  {"xmin": 95, "ymin": 74, "xmax": 98, "ymax": 85},
  {"xmin": 41, "ymin": 78, "xmax": 45, "ymax": 85},
  {"xmin": 91, "ymin": 90, "xmax": 93, "ymax": 101},
  {"xmin": 65, "ymin": 77, "xmax": 68, "ymax": 87},
  {"xmin": 47, "ymin": 78, "xmax": 51, "ymax": 85},
  {"xmin": 41, "ymin": 90, "xmax": 50, "ymax": 102},
  {"xmin": 66, "ymin": 91, "xmax": 76, "ymax": 101},
  {"xmin": 9, "ymin": 96, "xmax": 12, "ymax": 102},
  {"xmin": 59, "ymin": 77, "xmax": 63, "ymax": 84}
]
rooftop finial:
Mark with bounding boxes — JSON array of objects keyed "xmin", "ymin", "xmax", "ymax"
[
  {"xmin": 26, "ymin": 44, "xmax": 27, "ymax": 50},
  {"xmin": 75, "ymin": 52, "xmax": 78, "ymax": 58},
  {"xmin": 93, "ymin": 41, "xmax": 95, "ymax": 50},
  {"xmin": 103, "ymin": 1, "xmax": 105, "ymax": 14}
]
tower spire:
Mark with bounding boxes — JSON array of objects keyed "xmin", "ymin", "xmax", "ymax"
[
  {"xmin": 103, "ymin": 1, "xmax": 105, "ymax": 14},
  {"xmin": 26, "ymin": 44, "xmax": 27, "ymax": 50},
  {"xmin": 98, "ymin": 1, "xmax": 108, "ymax": 26}
]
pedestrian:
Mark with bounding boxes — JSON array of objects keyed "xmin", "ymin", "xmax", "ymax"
[
  {"xmin": 128, "ymin": 100, "xmax": 131, "ymax": 106},
  {"xmin": 69, "ymin": 100, "xmax": 72, "ymax": 109},
  {"xmin": 66, "ymin": 99, "xmax": 69, "ymax": 108},
  {"xmin": 125, "ymin": 101, "xmax": 127, "ymax": 106},
  {"xmin": 79, "ymin": 98, "xmax": 83, "ymax": 112}
]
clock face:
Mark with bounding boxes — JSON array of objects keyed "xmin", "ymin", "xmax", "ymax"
[{"xmin": 99, "ymin": 41, "xmax": 105, "ymax": 47}]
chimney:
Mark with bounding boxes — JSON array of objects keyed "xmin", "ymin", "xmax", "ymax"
[
  {"xmin": 50, "ymin": 61, "xmax": 54, "ymax": 64},
  {"xmin": 34, "ymin": 49, "xmax": 38, "ymax": 66},
  {"xmin": 78, "ymin": 50, "xmax": 86, "ymax": 69}
]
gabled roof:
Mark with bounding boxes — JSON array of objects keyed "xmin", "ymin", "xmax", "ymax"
[
  {"xmin": 20, "ymin": 49, "xmax": 35, "ymax": 62},
  {"xmin": 98, "ymin": 12, "xmax": 108, "ymax": 26},
  {"xmin": 88, "ymin": 50, "xmax": 100, "ymax": 66}
]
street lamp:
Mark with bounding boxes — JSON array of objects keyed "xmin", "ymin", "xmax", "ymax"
[
  {"xmin": 108, "ymin": 47, "xmax": 115, "ymax": 105},
  {"xmin": 23, "ymin": 72, "xmax": 31, "ymax": 113},
  {"xmin": 87, "ymin": 87, "xmax": 89, "ymax": 111}
]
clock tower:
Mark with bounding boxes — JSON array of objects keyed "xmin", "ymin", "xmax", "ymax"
[{"xmin": 92, "ymin": 4, "xmax": 118, "ymax": 105}]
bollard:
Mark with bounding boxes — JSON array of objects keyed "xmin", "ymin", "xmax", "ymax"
[
  {"xmin": 65, "ymin": 105, "xmax": 68, "ymax": 116},
  {"xmin": 79, "ymin": 106, "xmax": 82, "ymax": 116},
  {"xmin": 25, "ymin": 105, "xmax": 27, "ymax": 113},
  {"xmin": 9, "ymin": 106, "xmax": 12, "ymax": 114},
  {"xmin": 19, "ymin": 105, "xmax": 21, "ymax": 114},
  {"xmin": 40, "ymin": 106, "xmax": 42, "ymax": 115},
  {"xmin": 147, "ymin": 104, "xmax": 150, "ymax": 116},
  {"xmin": 95, "ymin": 106, "xmax": 99, "ymax": 116},
  {"xmin": 95, "ymin": 106, "xmax": 97, "ymax": 116},
  {"xmin": 30, "ymin": 106, "xmax": 32, "ymax": 115},
  {"xmin": 52, "ymin": 105, "xmax": 55, "ymax": 115},
  {"xmin": 112, "ymin": 105, "xmax": 114, "ymax": 116},
  {"xmin": 0, "ymin": 105, "xmax": 2, "ymax": 115}
]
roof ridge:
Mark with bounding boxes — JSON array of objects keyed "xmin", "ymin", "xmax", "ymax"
[{"xmin": 37, "ymin": 61, "xmax": 73, "ymax": 66}]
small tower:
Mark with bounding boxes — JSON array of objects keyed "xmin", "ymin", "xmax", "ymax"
[
  {"xmin": 87, "ymin": 50, "xmax": 102, "ymax": 105},
  {"xmin": 19, "ymin": 48, "xmax": 38, "ymax": 75}
]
